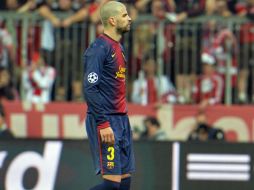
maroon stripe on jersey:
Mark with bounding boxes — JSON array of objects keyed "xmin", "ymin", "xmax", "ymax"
[
  {"xmin": 114, "ymin": 44, "xmax": 127, "ymax": 113},
  {"xmin": 100, "ymin": 33, "xmax": 127, "ymax": 113}
]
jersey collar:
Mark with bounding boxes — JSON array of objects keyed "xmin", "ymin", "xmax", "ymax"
[{"xmin": 101, "ymin": 33, "xmax": 119, "ymax": 44}]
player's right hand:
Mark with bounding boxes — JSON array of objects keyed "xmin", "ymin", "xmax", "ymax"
[{"xmin": 99, "ymin": 127, "xmax": 115, "ymax": 145}]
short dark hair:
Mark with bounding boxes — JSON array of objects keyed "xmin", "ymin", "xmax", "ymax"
[
  {"xmin": 196, "ymin": 123, "xmax": 209, "ymax": 133},
  {"xmin": 144, "ymin": 116, "xmax": 160, "ymax": 128},
  {"xmin": 143, "ymin": 54, "xmax": 155, "ymax": 63}
]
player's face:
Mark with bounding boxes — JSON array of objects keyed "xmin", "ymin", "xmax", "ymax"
[{"xmin": 115, "ymin": 6, "xmax": 132, "ymax": 34}]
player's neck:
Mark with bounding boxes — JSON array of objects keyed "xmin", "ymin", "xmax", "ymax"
[{"xmin": 103, "ymin": 29, "xmax": 122, "ymax": 42}]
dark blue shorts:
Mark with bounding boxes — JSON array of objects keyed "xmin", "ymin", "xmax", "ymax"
[{"xmin": 86, "ymin": 114, "xmax": 135, "ymax": 175}]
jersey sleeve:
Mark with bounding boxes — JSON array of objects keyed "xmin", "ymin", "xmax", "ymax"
[{"xmin": 83, "ymin": 43, "xmax": 110, "ymax": 128}]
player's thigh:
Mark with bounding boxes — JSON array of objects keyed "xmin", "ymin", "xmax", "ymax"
[
  {"xmin": 120, "ymin": 116, "xmax": 135, "ymax": 174},
  {"xmin": 106, "ymin": 115, "xmax": 135, "ymax": 174},
  {"xmin": 101, "ymin": 141, "xmax": 122, "ymax": 175}
]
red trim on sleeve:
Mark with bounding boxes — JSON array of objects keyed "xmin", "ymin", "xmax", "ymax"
[{"xmin": 97, "ymin": 121, "xmax": 110, "ymax": 129}]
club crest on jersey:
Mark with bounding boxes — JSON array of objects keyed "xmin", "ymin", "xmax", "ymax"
[
  {"xmin": 87, "ymin": 72, "xmax": 98, "ymax": 83},
  {"xmin": 107, "ymin": 162, "xmax": 115, "ymax": 169},
  {"xmin": 115, "ymin": 66, "xmax": 126, "ymax": 79}
]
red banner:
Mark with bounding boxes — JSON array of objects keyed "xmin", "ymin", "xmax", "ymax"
[{"xmin": 2, "ymin": 101, "xmax": 254, "ymax": 142}]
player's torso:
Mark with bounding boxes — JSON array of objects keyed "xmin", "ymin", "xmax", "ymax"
[
  {"xmin": 99, "ymin": 35, "xmax": 127, "ymax": 113},
  {"xmin": 102, "ymin": 43, "xmax": 126, "ymax": 87}
]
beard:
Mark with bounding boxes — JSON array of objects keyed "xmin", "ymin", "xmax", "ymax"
[{"xmin": 116, "ymin": 23, "xmax": 131, "ymax": 35}]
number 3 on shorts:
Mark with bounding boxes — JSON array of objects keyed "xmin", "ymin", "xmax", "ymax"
[{"xmin": 107, "ymin": 146, "xmax": 115, "ymax": 161}]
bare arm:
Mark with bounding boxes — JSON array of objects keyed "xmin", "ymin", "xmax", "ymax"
[
  {"xmin": 62, "ymin": 7, "xmax": 89, "ymax": 27},
  {"xmin": 38, "ymin": 5, "xmax": 61, "ymax": 27},
  {"xmin": 17, "ymin": 1, "xmax": 32, "ymax": 12},
  {"xmin": 205, "ymin": 0, "xmax": 217, "ymax": 15},
  {"xmin": 18, "ymin": 2, "xmax": 61, "ymax": 27},
  {"xmin": 135, "ymin": 0, "xmax": 151, "ymax": 12}
]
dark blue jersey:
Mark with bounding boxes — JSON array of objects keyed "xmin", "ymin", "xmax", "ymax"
[{"xmin": 83, "ymin": 34, "xmax": 127, "ymax": 126}]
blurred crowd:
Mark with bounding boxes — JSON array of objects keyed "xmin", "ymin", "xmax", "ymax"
[
  {"xmin": 3, "ymin": 0, "xmax": 253, "ymax": 141},
  {"xmin": 0, "ymin": 0, "xmax": 254, "ymax": 110}
]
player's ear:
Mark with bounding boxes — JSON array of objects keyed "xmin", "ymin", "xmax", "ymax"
[{"xmin": 108, "ymin": 17, "xmax": 116, "ymax": 26}]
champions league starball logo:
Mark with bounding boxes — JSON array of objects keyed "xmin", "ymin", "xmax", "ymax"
[{"xmin": 87, "ymin": 72, "xmax": 98, "ymax": 83}]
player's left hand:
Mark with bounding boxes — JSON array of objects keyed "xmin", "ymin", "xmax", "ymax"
[{"xmin": 99, "ymin": 127, "xmax": 115, "ymax": 145}]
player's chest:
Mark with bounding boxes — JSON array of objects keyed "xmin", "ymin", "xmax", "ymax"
[{"xmin": 105, "ymin": 46, "xmax": 127, "ymax": 80}]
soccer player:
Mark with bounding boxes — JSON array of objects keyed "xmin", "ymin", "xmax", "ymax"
[{"xmin": 83, "ymin": 1, "xmax": 135, "ymax": 190}]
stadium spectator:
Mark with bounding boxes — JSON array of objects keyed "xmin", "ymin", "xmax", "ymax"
[
  {"xmin": 88, "ymin": 0, "xmax": 110, "ymax": 24},
  {"xmin": 173, "ymin": 0, "xmax": 206, "ymax": 22},
  {"xmin": 192, "ymin": 52, "xmax": 224, "ymax": 110},
  {"xmin": 17, "ymin": 0, "xmax": 61, "ymax": 27},
  {"xmin": 0, "ymin": 26, "xmax": 15, "ymax": 72},
  {"xmin": 131, "ymin": 56, "xmax": 176, "ymax": 105},
  {"xmin": 135, "ymin": 0, "xmax": 152, "ymax": 14},
  {"xmin": 140, "ymin": 116, "xmax": 167, "ymax": 141},
  {"xmin": 22, "ymin": 52, "xmax": 55, "ymax": 103},
  {"xmin": 0, "ymin": 103, "xmax": 14, "ymax": 139},
  {"xmin": 151, "ymin": 0, "xmax": 169, "ymax": 20},
  {"xmin": 132, "ymin": 20, "xmax": 156, "ymax": 74},
  {"xmin": 212, "ymin": 28, "xmax": 239, "ymax": 102},
  {"xmin": 164, "ymin": 1, "xmax": 206, "ymax": 105},
  {"xmin": 0, "ymin": 67, "xmax": 18, "ymax": 102},
  {"xmin": 237, "ymin": 0, "xmax": 254, "ymax": 103},
  {"xmin": 236, "ymin": 0, "xmax": 254, "ymax": 19},
  {"xmin": 188, "ymin": 112, "xmax": 225, "ymax": 141},
  {"xmin": 217, "ymin": 0, "xmax": 233, "ymax": 17},
  {"xmin": 55, "ymin": 85, "xmax": 66, "ymax": 102},
  {"xmin": 206, "ymin": 0, "xmax": 216, "ymax": 15},
  {"xmin": 46, "ymin": 0, "xmax": 93, "ymax": 96},
  {"xmin": 9, "ymin": 1, "xmax": 61, "ymax": 72},
  {"xmin": 150, "ymin": 0, "xmax": 205, "ymax": 23},
  {"xmin": 0, "ymin": 0, "xmax": 22, "ymax": 10},
  {"xmin": 1, "ymin": 0, "xmax": 252, "ymax": 105},
  {"xmin": 202, "ymin": 20, "xmax": 242, "ymax": 103},
  {"xmin": 150, "ymin": 0, "xmax": 177, "ymax": 70},
  {"xmin": 71, "ymin": 79, "xmax": 83, "ymax": 102},
  {"xmin": 135, "ymin": 0, "xmax": 175, "ymax": 18},
  {"xmin": 206, "ymin": 0, "xmax": 232, "ymax": 17},
  {"xmin": 61, "ymin": 0, "xmax": 89, "ymax": 28}
]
